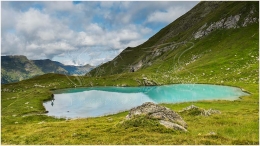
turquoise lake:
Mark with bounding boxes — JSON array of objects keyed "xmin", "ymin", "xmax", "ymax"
[{"xmin": 43, "ymin": 84, "xmax": 249, "ymax": 119}]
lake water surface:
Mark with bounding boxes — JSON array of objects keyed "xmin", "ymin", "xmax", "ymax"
[{"xmin": 43, "ymin": 84, "xmax": 248, "ymax": 118}]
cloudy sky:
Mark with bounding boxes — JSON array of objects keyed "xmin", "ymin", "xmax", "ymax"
[{"xmin": 1, "ymin": 1, "xmax": 199, "ymax": 66}]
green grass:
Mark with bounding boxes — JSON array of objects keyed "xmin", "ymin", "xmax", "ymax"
[
  {"xmin": 1, "ymin": 48, "xmax": 259, "ymax": 144},
  {"xmin": 1, "ymin": 1, "xmax": 259, "ymax": 145},
  {"xmin": 2, "ymin": 26, "xmax": 259, "ymax": 144},
  {"xmin": 1, "ymin": 81, "xmax": 258, "ymax": 144}
]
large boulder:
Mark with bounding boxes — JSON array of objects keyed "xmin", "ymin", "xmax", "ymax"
[{"xmin": 126, "ymin": 102, "xmax": 187, "ymax": 131}]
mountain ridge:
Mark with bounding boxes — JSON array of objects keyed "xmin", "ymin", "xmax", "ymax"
[
  {"xmin": 1, "ymin": 55, "xmax": 94, "ymax": 84},
  {"xmin": 88, "ymin": 1, "xmax": 258, "ymax": 77}
]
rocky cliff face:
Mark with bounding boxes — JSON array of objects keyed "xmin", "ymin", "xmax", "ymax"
[
  {"xmin": 194, "ymin": 6, "xmax": 258, "ymax": 39},
  {"xmin": 156, "ymin": 1, "xmax": 223, "ymax": 44}
]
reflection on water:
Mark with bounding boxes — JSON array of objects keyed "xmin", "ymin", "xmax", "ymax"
[{"xmin": 43, "ymin": 84, "xmax": 249, "ymax": 118}]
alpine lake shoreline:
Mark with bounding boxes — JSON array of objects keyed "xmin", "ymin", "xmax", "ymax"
[
  {"xmin": 1, "ymin": 73, "xmax": 259, "ymax": 144},
  {"xmin": 2, "ymin": 1, "xmax": 259, "ymax": 144}
]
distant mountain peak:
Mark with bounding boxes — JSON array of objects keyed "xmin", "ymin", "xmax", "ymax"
[{"xmin": 1, "ymin": 55, "xmax": 94, "ymax": 84}]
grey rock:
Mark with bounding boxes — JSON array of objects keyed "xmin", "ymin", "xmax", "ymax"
[
  {"xmin": 202, "ymin": 108, "xmax": 221, "ymax": 116},
  {"xmin": 243, "ymin": 16, "xmax": 258, "ymax": 27},
  {"xmin": 179, "ymin": 105, "xmax": 221, "ymax": 116},
  {"xmin": 142, "ymin": 77, "xmax": 157, "ymax": 86},
  {"xmin": 194, "ymin": 14, "xmax": 241, "ymax": 39},
  {"xmin": 126, "ymin": 102, "xmax": 187, "ymax": 131},
  {"xmin": 159, "ymin": 120, "xmax": 187, "ymax": 132},
  {"xmin": 206, "ymin": 131, "xmax": 217, "ymax": 136},
  {"xmin": 224, "ymin": 15, "xmax": 240, "ymax": 29},
  {"xmin": 130, "ymin": 42, "xmax": 177, "ymax": 71},
  {"xmin": 179, "ymin": 104, "xmax": 199, "ymax": 112},
  {"xmin": 38, "ymin": 121, "xmax": 45, "ymax": 124},
  {"xmin": 194, "ymin": 23, "xmax": 207, "ymax": 39},
  {"xmin": 131, "ymin": 60, "xmax": 143, "ymax": 72}
]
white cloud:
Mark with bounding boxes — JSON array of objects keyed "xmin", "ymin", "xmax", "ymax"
[
  {"xmin": 1, "ymin": 6, "xmax": 18, "ymax": 31},
  {"xmin": 85, "ymin": 23, "xmax": 104, "ymax": 35},
  {"xmin": 147, "ymin": 6, "xmax": 187, "ymax": 23},
  {"xmin": 1, "ymin": 33, "xmax": 25, "ymax": 55},
  {"xmin": 42, "ymin": 1, "xmax": 75, "ymax": 12},
  {"xmin": 36, "ymin": 30, "xmax": 55, "ymax": 41},
  {"xmin": 75, "ymin": 32, "xmax": 96, "ymax": 46},
  {"xmin": 16, "ymin": 8, "xmax": 52, "ymax": 35},
  {"xmin": 1, "ymin": 1, "xmax": 198, "ymax": 66},
  {"xmin": 100, "ymin": 1, "xmax": 115, "ymax": 8}
]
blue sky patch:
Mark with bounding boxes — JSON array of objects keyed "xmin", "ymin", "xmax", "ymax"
[{"xmin": 1, "ymin": 1, "xmax": 199, "ymax": 66}]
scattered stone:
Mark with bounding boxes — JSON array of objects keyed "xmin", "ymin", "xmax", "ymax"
[
  {"xmin": 142, "ymin": 77, "xmax": 148, "ymax": 80},
  {"xmin": 224, "ymin": 15, "xmax": 240, "ymax": 29},
  {"xmin": 72, "ymin": 133, "xmax": 77, "ymax": 137},
  {"xmin": 3, "ymin": 88, "xmax": 10, "ymax": 92},
  {"xmin": 243, "ymin": 15, "xmax": 258, "ymax": 27},
  {"xmin": 107, "ymin": 117, "xmax": 113, "ymax": 121},
  {"xmin": 206, "ymin": 131, "xmax": 217, "ymax": 136},
  {"xmin": 126, "ymin": 102, "xmax": 187, "ymax": 131},
  {"xmin": 25, "ymin": 102, "xmax": 29, "ymax": 104},
  {"xmin": 38, "ymin": 121, "xmax": 45, "ymax": 124},
  {"xmin": 179, "ymin": 105, "xmax": 221, "ymax": 116},
  {"xmin": 34, "ymin": 84, "xmax": 45, "ymax": 88},
  {"xmin": 194, "ymin": 12, "xmax": 258, "ymax": 39},
  {"xmin": 159, "ymin": 120, "xmax": 187, "ymax": 132},
  {"xmin": 15, "ymin": 122, "xmax": 18, "ymax": 124},
  {"xmin": 142, "ymin": 77, "xmax": 157, "ymax": 86},
  {"xmin": 179, "ymin": 105, "xmax": 199, "ymax": 112},
  {"xmin": 202, "ymin": 109, "xmax": 221, "ymax": 116},
  {"xmin": 12, "ymin": 115, "xmax": 16, "ymax": 117}
]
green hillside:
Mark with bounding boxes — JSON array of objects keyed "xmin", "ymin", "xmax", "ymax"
[
  {"xmin": 89, "ymin": 1, "xmax": 258, "ymax": 77},
  {"xmin": 1, "ymin": 56, "xmax": 93, "ymax": 84},
  {"xmin": 1, "ymin": 1, "xmax": 259, "ymax": 144},
  {"xmin": 1, "ymin": 55, "xmax": 44, "ymax": 83}
]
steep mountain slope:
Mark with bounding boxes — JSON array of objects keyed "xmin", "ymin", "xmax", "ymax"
[
  {"xmin": 1, "ymin": 55, "xmax": 44, "ymax": 84},
  {"xmin": 1, "ymin": 56, "xmax": 94, "ymax": 84},
  {"xmin": 1, "ymin": 1, "xmax": 259, "ymax": 144},
  {"xmin": 89, "ymin": 1, "xmax": 258, "ymax": 78}
]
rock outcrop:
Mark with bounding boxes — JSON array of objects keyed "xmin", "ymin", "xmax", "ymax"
[
  {"xmin": 126, "ymin": 102, "xmax": 187, "ymax": 131},
  {"xmin": 194, "ymin": 5, "xmax": 258, "ymax": 40},
  {"xmin": 131, "ymin": 43, "xmax": 177, "ymax": 72},
  {"xmin": 194, "ymin": 14, "xmax": 241, "ymax": 39},
  {"xmin": 142, "ymin": 77, "xmax": 157, "ymax": 86},
  {"xmin": 179, "ymin": 105, "xmax": 221, "ymax": 116}
]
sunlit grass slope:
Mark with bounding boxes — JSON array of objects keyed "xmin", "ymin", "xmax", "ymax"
[
  {"xmin": 1, "ymin": 23, "xmax": 258, "ymax": 144},
  {"xmin": 1, "ymin": 1, "xmax": 259, "ymax": 145},
  {"xmin": 89, "ymin": 1, "xmax": 258, "ymax": 77}
]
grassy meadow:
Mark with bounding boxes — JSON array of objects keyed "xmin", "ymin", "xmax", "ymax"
[
  {"xmin": 1, "ymin": 75, "xmax": 258, "ymax": 144},
  {"xmin": 1, "ymin": 13, "xmax": 259, "ymax": 145}
]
